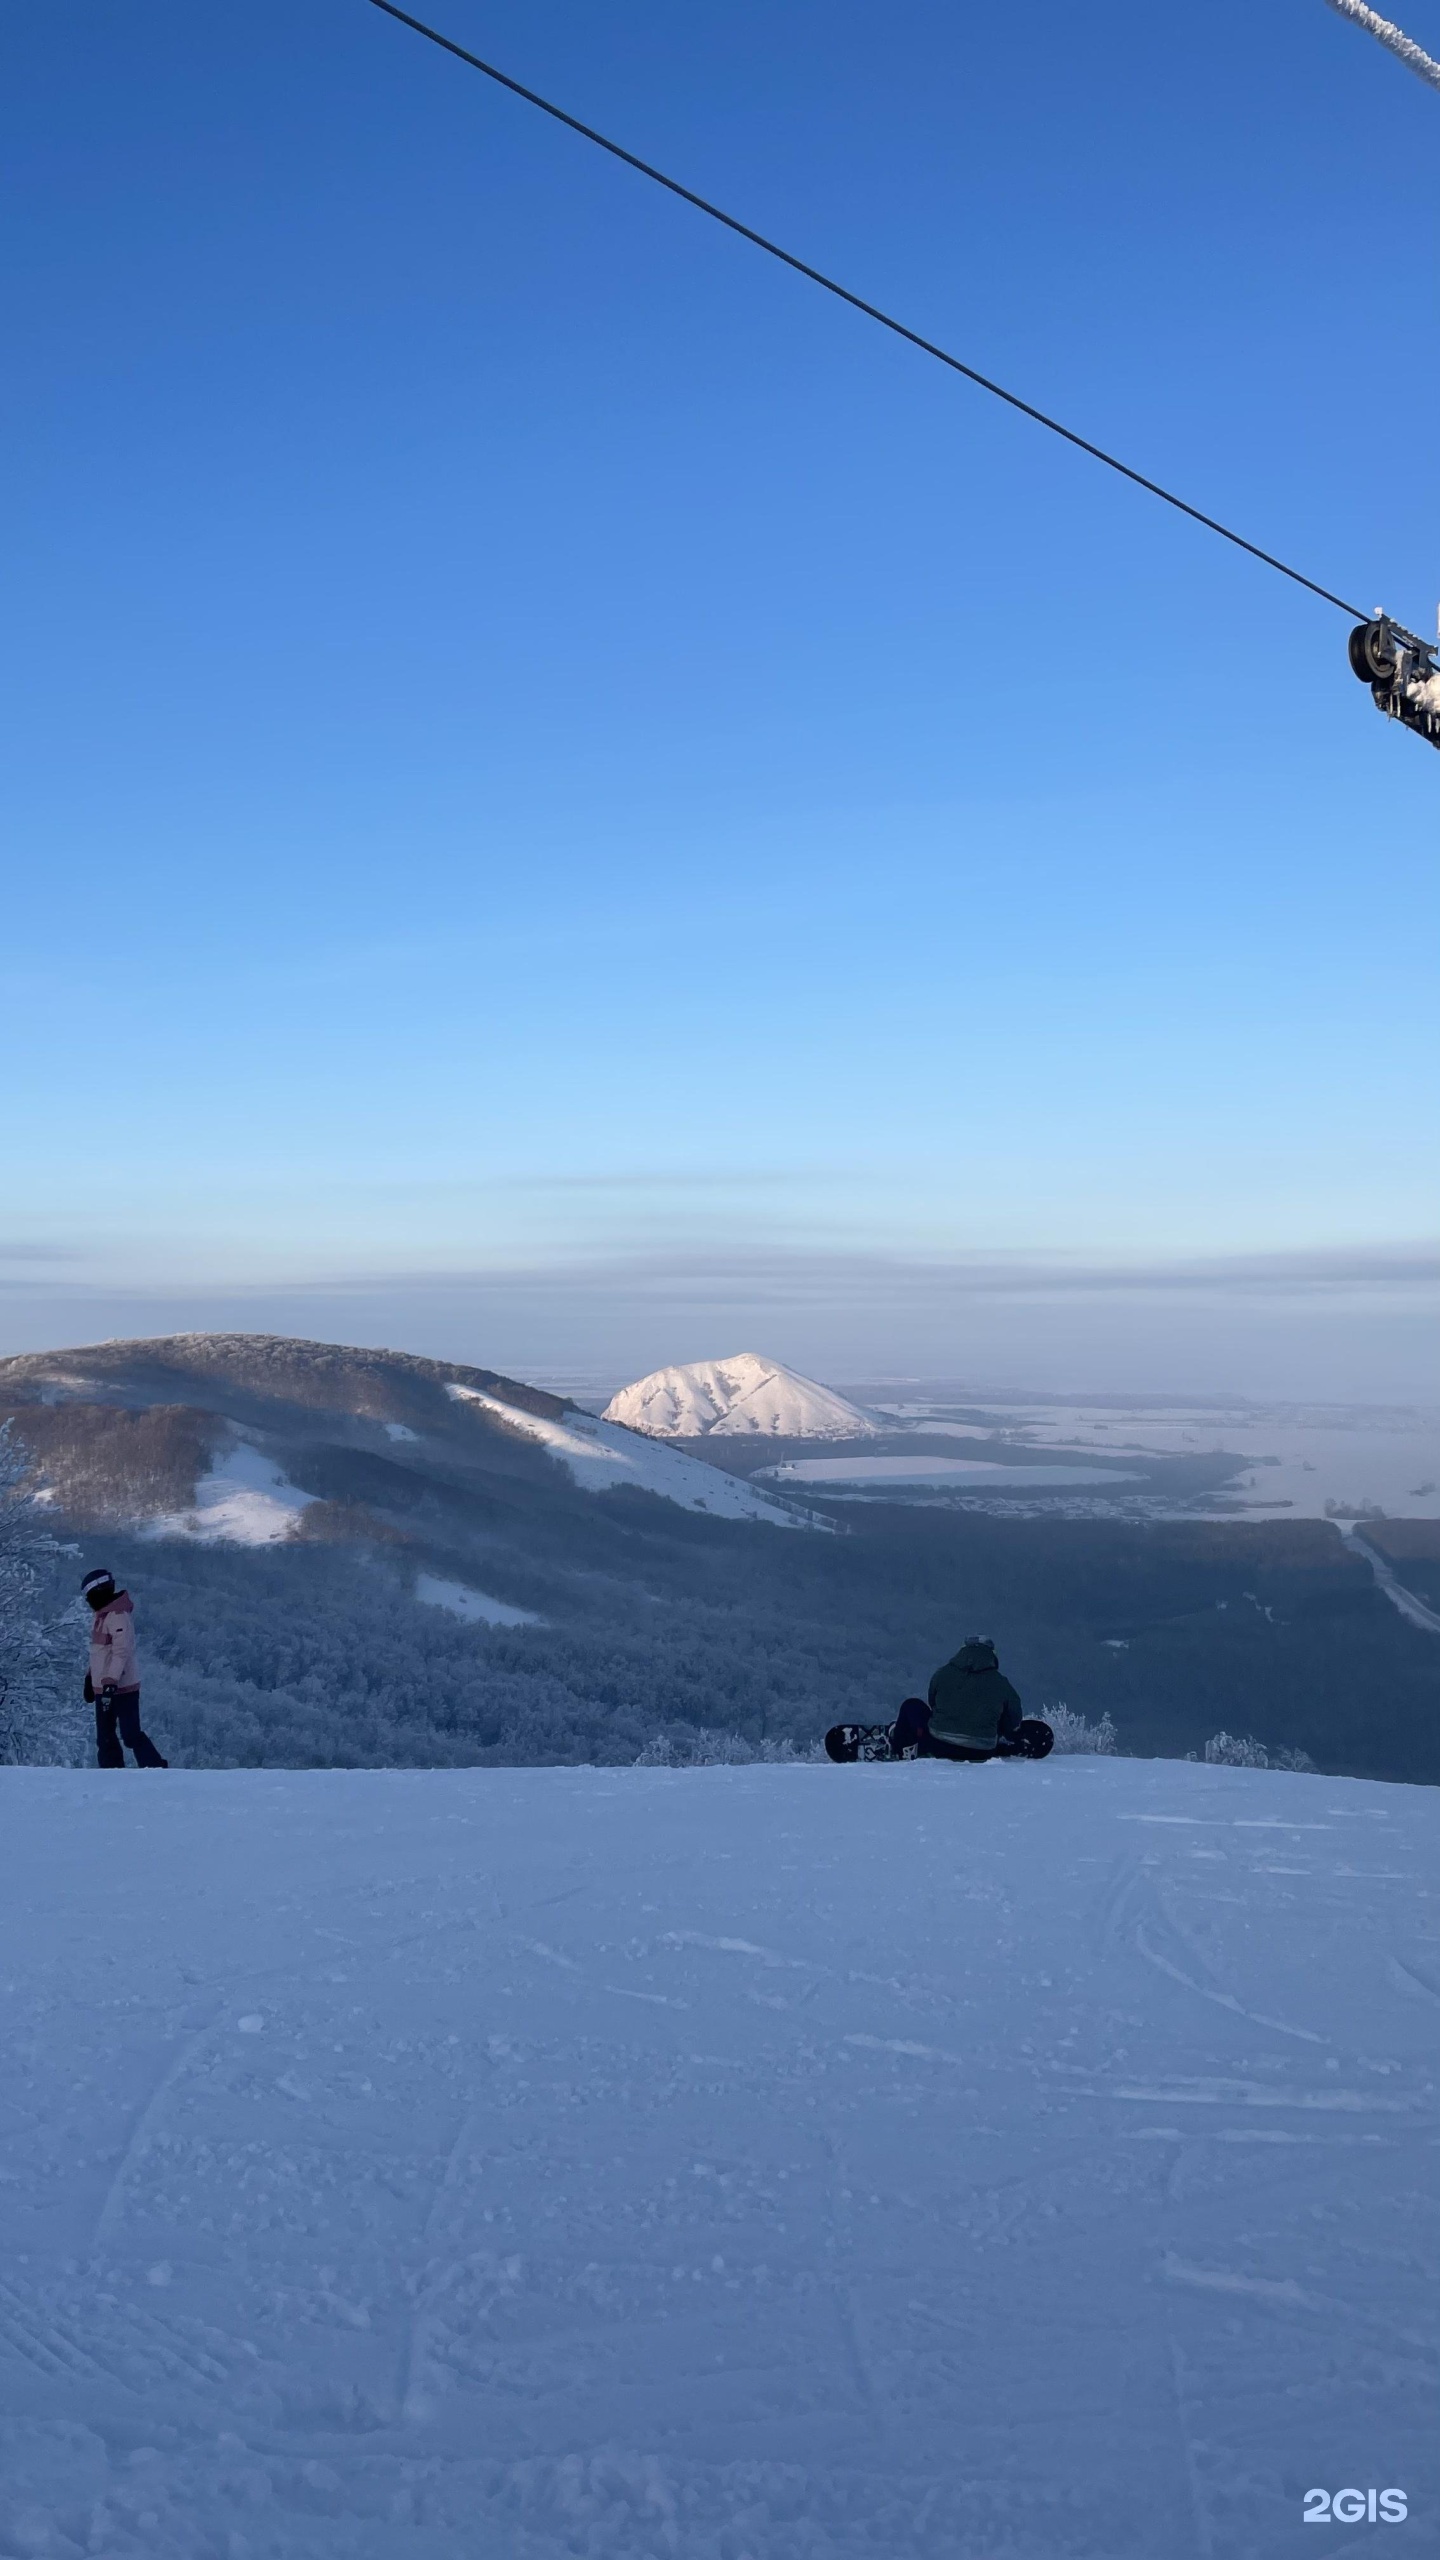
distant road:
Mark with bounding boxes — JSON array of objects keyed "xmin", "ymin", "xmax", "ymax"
[{"xmin": 1344, "ymin": 1529, "xmax": 1440, "ymax": 1635}]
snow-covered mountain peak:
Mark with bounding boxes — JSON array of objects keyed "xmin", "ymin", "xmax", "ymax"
[{"xmin": 603, "ymin": 1353, "xmax": 881, "ymax": 1440}]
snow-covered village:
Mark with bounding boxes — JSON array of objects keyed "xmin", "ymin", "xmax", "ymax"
[{"xmin": 4, "ymin": 3, "xmax": 1439, "ymax": 2554}]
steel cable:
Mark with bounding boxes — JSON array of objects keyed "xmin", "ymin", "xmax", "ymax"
[{"xmin": 368, "ymin": 0, "xmax": 1366, "ymax": 620}]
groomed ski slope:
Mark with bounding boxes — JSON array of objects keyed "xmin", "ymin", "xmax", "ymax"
[{"xmin": 1, "ymin": 1757, "xmax": 1437, "ymax": 2559}]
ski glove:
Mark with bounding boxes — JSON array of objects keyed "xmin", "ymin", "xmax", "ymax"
[{"xmin": 83, "ymin": 1672, "xmax": 95, "ymax": 1703}]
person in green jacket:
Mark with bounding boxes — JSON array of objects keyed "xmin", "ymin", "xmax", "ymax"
[{"xmin": 890, "ymin": 1637, "xmax": 1024, "ymax": 1761}]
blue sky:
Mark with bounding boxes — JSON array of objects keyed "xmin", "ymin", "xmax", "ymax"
[{"xmin": 3, "ymin": 0, "xmax": 1437, "ymax": 1394}]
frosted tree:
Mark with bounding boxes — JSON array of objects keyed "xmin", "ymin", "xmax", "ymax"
[
  {"xmin": 0, "ymin": 1423, "xmax": 86, "ymax": 1765},
  {"xmin": 1204, "ymin": 1731, "xmax": 1270, "ymax": 1768},
  {"xmin": 1203, "ymin": 1731, "xmax": 1315, "ymax": 1772},
  {"xmin": 1046, "ymin": 1705, "xmax": 1118, "ymax": 1755}
]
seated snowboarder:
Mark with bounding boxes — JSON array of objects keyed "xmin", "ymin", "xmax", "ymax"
[
  {"xmin": 891, "ymin": 1637, "xmax": 1024, "ymax": 1763},
  {"xmin": 83, "ymin": 1568, "xmax": 167, "ymax": 1768}
]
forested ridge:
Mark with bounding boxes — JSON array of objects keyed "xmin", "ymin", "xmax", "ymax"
[
  {"xmin": 74, "ymin": 1504, "xmax": 1440, "ymax": 1783},
  {"xmin": 4, "ymin": 1335, "xmax": 1436, "ymax": 1783}
]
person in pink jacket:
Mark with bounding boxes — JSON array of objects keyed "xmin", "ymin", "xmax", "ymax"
[{"xmin": 82, "ymin": 1568, "xmax": 167, "ymax": 1768}]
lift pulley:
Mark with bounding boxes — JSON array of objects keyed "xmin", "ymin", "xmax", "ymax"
[{"xmin": 1348, "ymin": 617, "xmax": 1440, "ymax": 750}]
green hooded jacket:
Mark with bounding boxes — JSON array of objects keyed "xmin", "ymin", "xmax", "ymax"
[{"xmin": 927, "ymin": 1639, "xmax": 1022, "ymax": 1750}]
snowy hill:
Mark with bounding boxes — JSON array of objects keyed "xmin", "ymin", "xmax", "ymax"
[
  {"xmin": 3, "ymin": 1753, "xmax": 1435, "ymax": 2558},
  {"xmin": 0, "ymin": 1333, "xmax": 832, "ymax": 1768},
  {"xmin": 0, "ymin": 1332, "xmax": 810, "ymax": 1536},
  {"xmin": 604, "ymin": 1352, "xmax": 881, "ymax": 1440}
]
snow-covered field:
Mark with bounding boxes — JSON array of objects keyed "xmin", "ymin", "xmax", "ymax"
[
  {"xmin": 870, "ymin": 1398, "xmax": 1440, "ymax": 1522},
  {"xmin": 143, "ymin": 1446, "xmax": 317, "ymax": 1546},
  {"xmin": 414, "ymin": 1574, "xmax": 544, "ymax": 1630},
  {"xmin": 2, "ymin": 1758, "xmax": 1437, "ymax": 2559},
  {"xmin": 761, "ymin": 1457, "xmax": 1141, "ymax": 1490}
]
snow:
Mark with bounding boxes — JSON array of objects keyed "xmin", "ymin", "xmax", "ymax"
[
  {"xmin": 25, "ymin": 1376, "xmax": 104, "ymax": 1407},
  {"xmin": 144, "ymin": 1443, "xmax": 317, "ymax": 1546},
  {"xmin": 415, "ymin": 1572, "xmax": 544, "ymax": 1629},
  {"xmin": 445, "ymin": 1384, "xmax": 818, "ymax": 1527},
  {"xmin": 1341, "ymin": 1529, "xmax": 1440, "ymax": 1635},
  {"xmin": 991, "ymin": 1400, "xmax": 1440, "ymax": 1520},
  {"xmin": 872, "ymin": 1396, "xmax": 1440, "ymax": 1521},
  {"xmin": 2, "ymin": 1753, "xmax": 1437, "ymax": 2558},
  {"xmin": 761, "ymin": 1457, "xmax": 1143, "ymax": 1489},
  {"xmin": 604, "ymin": 1355, "xmax": 881, "ymax": 1441},
  {"xmin": 383, "ymin": 1423, "xmax": 419, "ymax": 1443}
]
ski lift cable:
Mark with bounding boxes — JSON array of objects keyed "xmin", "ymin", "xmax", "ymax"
[{"xmin": 367, "ymin": 0, "xmax": 1367, "ymax": 622}]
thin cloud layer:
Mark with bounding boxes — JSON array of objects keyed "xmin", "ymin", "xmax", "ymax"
[{"xmin": 2, "ymin": 1241, "xmax": 1435, "ymax": 1405}]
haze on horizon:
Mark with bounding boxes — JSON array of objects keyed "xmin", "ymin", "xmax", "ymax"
[{"xmin": 3, "ymin": 0, "xmax": 1436, "ymax": 1403}]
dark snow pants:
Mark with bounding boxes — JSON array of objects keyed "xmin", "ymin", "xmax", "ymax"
[
  {"xmin": 889, "ymin": 1699, "xmax": 995, "ymax": 1763},
  {"xmin": 95, "ymin": 1688, "xmax": 166, "ymax": 1769}
]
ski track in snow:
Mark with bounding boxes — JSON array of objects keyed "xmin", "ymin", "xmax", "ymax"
[
  {"xmin": 91, "ymin": 2012, "xmax": 229, "ymax": 2245},
  {"xmin": 1, "ymin": 1757, "xmax": 1438, "ymax": 2557}
]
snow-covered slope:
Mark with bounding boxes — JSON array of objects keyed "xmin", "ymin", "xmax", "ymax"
[
  {"xmin": 604, "ymin": 1352, "xmax": 881, "ymax": 1440},
  {"xmin": 414, "ymin": 1572, "xmax": 545, "ymax": 1629},
  {"xmin": 446, "ymin": 1383, "xmax": 816, "ymax": 1525},
  {"xmin": 143, "ymin": 1442, "xmax": 317, "ymax": 1545},
  {"xmin": 3, "ymin": 1755, "xmax": 1435, "ymax": 2558}
]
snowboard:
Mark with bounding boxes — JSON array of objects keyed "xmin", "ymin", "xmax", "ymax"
[
  {"xmin": 824, "ymin": 1718, "xmax": 1055, "ymax": 1764},
  {"xmin": 824, "ymin": 1722, "xmax": 911, "ymax": 1763}
]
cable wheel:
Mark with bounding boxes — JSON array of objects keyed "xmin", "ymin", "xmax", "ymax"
[{"xmin": 1350, "ymin": 621, "xmax": 1397, "ymax": 686}]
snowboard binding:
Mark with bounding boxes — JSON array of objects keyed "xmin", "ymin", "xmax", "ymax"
[{"xmin": 1010, "ymin": 1718, "xmax": 1055, "ymax": 1761}]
